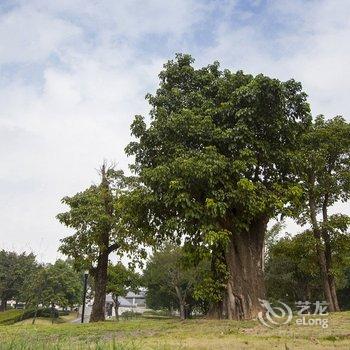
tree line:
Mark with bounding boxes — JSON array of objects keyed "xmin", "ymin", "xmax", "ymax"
[{"xmin": 0, "ymin": 252, "xmax": 81, "ymax": 316}]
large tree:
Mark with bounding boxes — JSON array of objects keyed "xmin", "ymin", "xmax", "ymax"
[
  {"xmin": 292, "ymin": 116, "xmax": 350, "ymax": 311},
  {"xmin": 126, "ymin": 54, "xmax": 311, "ymax": 319},
  {"xmin": 57, "ymin": 164, "xmax": 147, "ymax": 322}
]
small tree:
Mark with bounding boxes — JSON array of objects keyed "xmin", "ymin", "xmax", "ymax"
[
  {"xmin": 144, "ymin": 244, "xmax": 209, "ymax": 319},
  {"xmin": 57, "ymin": 164, "xmax": 147, "ymax": 322},
  {"xmin": 292, "ymin": 116, "xmax": 350, "ymax": 311},
  {"xmin": 25, "ymin": 260, "xmax": 82, "ymax": 323},
  {"xmin": 266, "ymin": 229, "xmax": 350, "ymax": 305},
  {"xmin": 265, "ymin": 231, "xmax": 321, "ymax": 303},
  {"xmin": 0, "ymin": 250, "xmax": 37, "ymax": 311},
  {"xmin": 106, "ymin": 263, "xmax": 140, "ymax": 320}
]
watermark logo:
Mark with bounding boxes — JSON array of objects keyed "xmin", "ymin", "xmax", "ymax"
[
  {"xmin": 258, "ymin": 299, "xmax": 292, "ymax": 328},
  {"xmin": 258, "ymin": 299, "xmax": 329, "ymax": 329}
]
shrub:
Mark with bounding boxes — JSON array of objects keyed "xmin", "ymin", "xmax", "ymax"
[
  {"xmin": 0, "ymin": 307, "xmax": 65, "ymax": 325},
  {"xmin": 0, "ymin": 309, "xmax": 35, "ymax": 325},
  {"xmin": 121, "ymin": 310, "xmax": 142, "ymax": 320}
]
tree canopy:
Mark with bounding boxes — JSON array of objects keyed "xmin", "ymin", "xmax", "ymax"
[
  {"xmin": 0, "ymin": 250, "xmax": 37, "ymax": 311},
  {"xmin": 126, "ymin": 54, "xmax": 312, "ymax": 319},
  {"xmin": 57, "ymin": 164, "xmax": 148, "ymax": 322}
]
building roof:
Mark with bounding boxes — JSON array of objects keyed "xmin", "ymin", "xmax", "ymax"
[
  {"xmin": 126, "ymin": 291, "xmax": 146, "ymax": 298},
  {"xmin": 105, "ymin": 293, "xmax": 133, "ymax": 307}
]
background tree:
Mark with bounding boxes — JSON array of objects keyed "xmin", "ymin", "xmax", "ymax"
[
  {"xmin": 57, "ymin": 164, "xmax": 147, "ymax": 322},
  {"xmin": 265, "ymin": 231, "xmax": 321, "ymax": 303},
  {"xmin": 0, "ymin": 250, "xmax": 37, "ymax": 311},
  {"xmin": 265, "ymin": 228, "xmax": 350, "ymax": 306},
  {"xmin": 107, "ymin": 263, "xmax": 140, "ymax": 320},
  {"xmin": 24, "ymin": 259, "xmax": 82, "ymax": 323},
  {"xmin": 292, "ymin": 116, "xmax": 350, "ymax": 311},
  {"xmin": 143, "ymin": 244, "xmax": 210, "ymax": 319},
  {"xmin": 126, "ymin": 54, "xmax": 311, "ymax": 319}
]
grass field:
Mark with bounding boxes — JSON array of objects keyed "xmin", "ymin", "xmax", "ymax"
[{"xmin": 0, "ymin": 311, "xmax": 349, "ymax": 349}]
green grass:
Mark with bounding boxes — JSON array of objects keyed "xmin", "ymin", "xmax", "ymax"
[
  {"xmin": 0, "ymin": 309, "xmax": 28, "ymax": 325},
  {"xmin": 0, "ymin": 311, "xmax": 349, "ymax": 349},
  {"xmin": 0, "ymin": 310, "xmax": 78, "ymax": 326}
]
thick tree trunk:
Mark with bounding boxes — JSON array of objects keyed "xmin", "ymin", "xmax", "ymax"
[
  {"xmin": 0, "ymin": 299, "xmax": 7, "ymax": 312},
  {"xmin": 225, "ymin": 216, "xmax": 267, "ymax": 320},
  {"xmin": 90, "ymin": 251, "xmax": 109, "ymax": 322}
]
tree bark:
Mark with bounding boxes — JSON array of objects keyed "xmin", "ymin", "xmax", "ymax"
[
  {"xmin": 225, "ymin": 215, "xmax": 267, "ymax": 320},
  {"xmin": 308, "ymin": 183, "xmax": 335, "ymax": 312},
  {"xmin": 179, "ymin": 302, "xmax": 186, "ymax": 320},
  {"xmin": 112, "ymin": 294, "xmax": 120, "ymax": 321},
  {"xmin": 175, "ymin": 285, "xmax": 186, "ymax": 320},
  {"xmin": 0, "ymin": 299, "xmax": 7, "ymax": 312},
  {"xmin": 207, "ymin": 302, "xmax": 224, "ymax": 319},
  {"xmin": 90, "ymin": 250, "xmax": 109, "ymax": 322},
  {"xmin": 32, "ymin": 308, "xmax": 38, "ymax": 324},
  {"xmin": 321, "ymin": 195, "xmax": 340, "ymax": 311},
  {"xmin": 90, "ymin": 164, "xmax": 114, "ymax": 322}
]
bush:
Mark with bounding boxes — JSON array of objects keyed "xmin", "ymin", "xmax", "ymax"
[
  {"xmin": 0, "ymin": 309, "xmax": 35, "ymax": 325},
  {"xmin": 121, "ymin": 310, "xmax": 142, "ymax": 319},
  {"xmin": 58, "ymin": 310, "xmax": 70, "ymax": 316},
  {"xmin": 0, "ymin": 307, "xmax": 66, "ymax": 325},
  {"xmin": 143, "ymin": 310, "xmax": 170, "ymax": 317},
  {"xmin": 36, "ymin": 308, "xmax": 59, "ymax": 318}
]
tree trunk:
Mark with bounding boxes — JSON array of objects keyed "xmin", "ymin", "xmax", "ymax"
[
  {"xmin": 314, "ymin": 235, "xmax": 335, "ymax": 311},
  {"xmin": 179, "ymin": 302, "xmax": 186, "ymax": 320},
  {"xmin": 225, "ymin": 215, "xmax": 267, "ymax": 320},
  {"xmin": 0, "ymin": 299, "xmax": 7, "ymax": 312},
  {"xmin": 322, "ymin": 231, "xmax": 340, "ymax": 311},
  {"xmin": 90, "ymin": 251, "xmax": 109, "ymax": 322},
  {"xmin": 112, "ymin": 294, "xmax": 120, "ymax": 321},
  {"xmin": 51, "ymin": 302, "xmax": 55, "ymax": 324},
  {"xmin": 207, "ymin": 302, "xmax": 224, "ymax": 319},
  {"xmin": 32, "ymin": 307, "xmax": 38, "ymax": 324},
  {"xmin": 308, "ymin": 185, "xmax": 335, "ymax": 311},
  {"xmin": 175, "ymin": 286, "xmax": 186, "ymax": 320},
  {"xmin": 321, "ymin": 196, "xmax": 340, "ymax": 311}
]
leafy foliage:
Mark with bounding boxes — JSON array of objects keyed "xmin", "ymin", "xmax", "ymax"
[
  {"xmin": 126, "ymin": 54, "xmax": 312, "ymax": 312},
  {"xmin": 57, "ymin": 166, "xmax": 148, "ymax": 273},
  {"xmin": 266, "ymin": 229, "xmax": 350, "ymax": 303},
  {"xmin": 107, "ymin": 263, "xmax": 140, "ymax": 300},
  {"xmin": 143, "ymin": 244, "xmax": 211, "ymax": 317},
  {"xmin": 0, "ymin": 250, "xmax": 37, "ymax": 309},
  {"xmin": 24, "ymin": 259, "xmax": 82, "ymax": 309}
]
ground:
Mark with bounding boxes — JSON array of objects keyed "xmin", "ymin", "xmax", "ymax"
[{"xmin": 0, "ymin": 311, "xmax": 349, "ymax": 349}]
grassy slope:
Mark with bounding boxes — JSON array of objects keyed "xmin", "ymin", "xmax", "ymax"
[{"xmin": 0, "ymin": 312, "xmax": 349, "ymax": 349}]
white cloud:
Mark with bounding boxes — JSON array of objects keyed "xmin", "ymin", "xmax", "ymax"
[
  {"xmin": 0, "ymin": 0, "xmax": 349, "ymax": 261},
  {"xmin": 203, "ymin": 0, "xmax": 350, "ymax": 117},
  {"xmin": 0, "ymin": 5, "xmax": 82, "ymax": 64}
]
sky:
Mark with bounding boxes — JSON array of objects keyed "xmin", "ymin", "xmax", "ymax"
[{"xmin": 0, "ymin": 0, "xmax": 349, "ymax": 263}]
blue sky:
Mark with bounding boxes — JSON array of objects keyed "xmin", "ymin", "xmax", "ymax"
[{"xmin": 0, "ymin": 0, "xmax": 349, "ymax": 262}]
